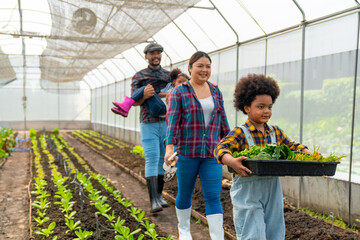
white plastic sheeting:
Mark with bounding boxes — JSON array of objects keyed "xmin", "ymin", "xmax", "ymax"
[{"xmin": 39, "ymin": 0, "xmax": 200, "ymax": 82}]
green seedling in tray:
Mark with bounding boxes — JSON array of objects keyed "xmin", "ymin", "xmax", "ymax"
[{"xmin": 233, "ymin": 144, "xmax": 344, "ymax": 162}]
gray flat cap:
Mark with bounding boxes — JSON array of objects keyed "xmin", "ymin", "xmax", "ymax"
[{"xmin": 143, "ymin": 43, "xmax": 164, "ymax": 54}]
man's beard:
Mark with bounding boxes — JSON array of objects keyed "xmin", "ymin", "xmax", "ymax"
[{"xmin": 149, "ymin": 58, "xmax": 160, "ymax": 67}]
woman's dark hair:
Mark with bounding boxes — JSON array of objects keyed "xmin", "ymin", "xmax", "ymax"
[
  {"xmin": 234, "ymin": 74, "xmax": 280, "ymax": 114},
  {"xmin": 188, "ymin": 51, "xmax": 212, "ymax": 75}
]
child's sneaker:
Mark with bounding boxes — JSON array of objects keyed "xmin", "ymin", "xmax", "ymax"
[{"xmin": 111, "ymin": 107, "xmax": 128, "ymax": 117}]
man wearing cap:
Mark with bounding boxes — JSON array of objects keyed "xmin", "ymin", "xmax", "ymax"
[{"xmin": 131, "ymin": 43, "xmax": 170, "ymax": 213}]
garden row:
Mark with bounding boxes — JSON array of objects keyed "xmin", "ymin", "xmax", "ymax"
[
  {"xmin": 71, "ymin": 130, "xmax": 360, "ymax": 240},
  {"xmin": 30, "ymin": 129, "xmax": 170, "ymax": 240}
]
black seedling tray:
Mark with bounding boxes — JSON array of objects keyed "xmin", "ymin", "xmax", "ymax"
[{"xmin": 228, "ymin": 159, "xmax": 340, "ymax": 176}]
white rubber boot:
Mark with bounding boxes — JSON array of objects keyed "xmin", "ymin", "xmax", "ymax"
[
  {"xmin": 176, "ymin": 207, "xmax": 193, "ymax": 240},
  {"xmin": 207, "ymin": 213, "xmax": 224, "ymax": 240}
]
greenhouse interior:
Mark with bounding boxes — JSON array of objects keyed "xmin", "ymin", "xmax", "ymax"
[{"xmin": 1, "ymin": 0, "xmax": 360, "ymax": 239}]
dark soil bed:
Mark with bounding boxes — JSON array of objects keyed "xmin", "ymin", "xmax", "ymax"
[
  {"xmin": 30, "ymin": 132, "xmax": 168, "ymax": 240},
  {"xmin": 69, "ymin": 131, "xmax": 360, "ymax": 240}
]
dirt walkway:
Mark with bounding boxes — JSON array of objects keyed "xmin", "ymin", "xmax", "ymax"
[
  {"xmin": 0, "ymin": 132, "xmax": 30, "ymax": 240},
  {"xmin": 61, "ymin": 132, "xmax": 212, "ymax": 240}
]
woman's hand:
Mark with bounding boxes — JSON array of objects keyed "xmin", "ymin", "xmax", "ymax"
[
  {"xmin": 164, "ymin": 145, "xmax": 175, "ymax": 166},
  {"xmin": 221, "ymin": 153, "xmax": 252, "ymax": 177}
]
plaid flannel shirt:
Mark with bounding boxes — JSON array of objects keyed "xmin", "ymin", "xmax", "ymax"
[
  {"xmin": 214, "ymin": 119, "xmax": 308, "ymax": 163},
  {"xmin": 165, "ymin": 80, "xmax": 230, "ymax": 158},
  {"xmin": 131, "ymin": 66, "xmax": 170, "ymax": 123}
]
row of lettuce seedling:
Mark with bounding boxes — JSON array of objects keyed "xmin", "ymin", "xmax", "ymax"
[
  {"xmin": 55, "ymin": 134, "xmax": 169, "ymax": 239},
  {"xmin": 72, "ymin": 130, "xmax": 132, "ymax": 150},
  {"xmin": 50, "ymin": 133, "xmax": 171, "ymax": 239}
]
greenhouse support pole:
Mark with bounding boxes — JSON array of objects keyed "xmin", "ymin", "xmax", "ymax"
[
  {"xmin": 348, "ymin": 1, "xmax": 360, "ymax": 225},
  {"xmin": 109, "ymin": 59, "xmax": 127, "ymax": 140},
  {"xmin": 91, "ymin": 73, "xmax": 103, "ymax": 134},
  {"xmin": 57, "ymin": 82, "xmax": 60, "ymax": 129},
  {"xmin": 121, "ymin": 55, "xmax": 138, "ymax": 143},
  {"xmin": 82, "ymin": 79, "xmax": 93, "ymax": 130},
  {"xmin": 209, "ymin": 0, "xmax": 240, "ymax": 126},
  {"xmin": 103, "ymin": 66, "xmax": 118, "ymax": 138},
  {"xmin": 95, "ymin": 69, "xmax": 111, "ymax": 136},
  {"xmin": 292, "ymin": 0, "xmax": 306, "ymax": 209},
  {"xmin": 18, "ymin": 0, "xmax": 27, "ymax": 132},
  {"xmin": 88, "ymin": 74, "xmax": 99, "ymax": 131}
]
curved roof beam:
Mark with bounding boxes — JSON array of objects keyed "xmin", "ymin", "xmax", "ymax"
[
  {"xmin": 292, "ymin": 0, "xmax": 306, "ymax": 22},
  {"xmin": 234, "ymin": 0, "xmax": 266, "ymax": 35},
  {"xmin": 209, "ymin": 0, "xmax": 239, "ymax": 42},
  {"xmin": 152, "ymin": 0, "xmax": 198, "ymax": 51}
]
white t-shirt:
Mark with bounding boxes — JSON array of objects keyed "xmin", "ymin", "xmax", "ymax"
[{"xmin": 198, "ymin": 96, "xmax": 215, "ymax": 129}]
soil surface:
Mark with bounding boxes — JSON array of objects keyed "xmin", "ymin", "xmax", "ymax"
[
  {"xmin": 61, "ymin": 132, "xmax": 212, "ymax": 240},
  {"xmin": 70, "ymin": 130, "xmax": 360, "ymax": 240},
  {"xmin": 0, "ymin": 132, "xmax": 30, "ymax": 240},
  {"xmin": 1, "ymin": 129, "xmax": 359, "ymax": 240}
]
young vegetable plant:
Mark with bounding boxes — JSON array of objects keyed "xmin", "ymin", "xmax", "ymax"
[
  {"xmin": 115, "ymin": 226, "xmax": 143, "ymax": 240},
  {"xmin": 102, "ymin": 210, "xmax": 116, "ymax": 222},
  {"xmin": 74, "ymin": 229, "xmax": 93, "ymax": 240},
  {"xmin": 32, "ymin": 198, "xmax": 51, "ymax": 210},
  {"xmin": 35, "ymin": 222, "xmax": 56, "ymax": 237},
  {"xmin": 112, "ymin": 216, "xmax": 126, "ymax": 230},
  {"xmin": 32, "ymin": 216, "xmax": 50, "ymax": 226},
  {"xmin": 65, "ymin": 218, "xmax": 81, "ymax": 233}
]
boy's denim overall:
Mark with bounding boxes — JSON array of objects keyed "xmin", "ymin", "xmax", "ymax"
[{"xmin": 230, "ymin": 126, "xmax": 285, "ymax": 240}]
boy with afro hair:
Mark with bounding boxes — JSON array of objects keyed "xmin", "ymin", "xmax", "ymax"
[{"xmin": 214, "ymin": 74, "xmax": 312, "ymax": 240}]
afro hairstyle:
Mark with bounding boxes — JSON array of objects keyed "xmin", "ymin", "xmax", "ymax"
[{"xmin": 234, "ymin": 74, "xmax": 280, "ymax": 114}]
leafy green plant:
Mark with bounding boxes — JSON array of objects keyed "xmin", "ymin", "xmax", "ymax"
[
  {"xmin": 115, "ymin": 226, "xmax": 142, "ymax": 240},
  {"xmin": 32, "ymin": 198, "xmax": 51, "ymax": 210},
  {"xmin": 29, "ymin": 128, "xmax": 37, "ymax": 137},
  {"xmin": 64, "ymin": 210, "xmax": 77, "ymax": 220},
  {"xmin": 37, "ymin": 209, "xmax": 47, "ymax": 218},
  {"xmin": 131, "ymin": 145, "xmax": 144, "ymax": 158},
  {"xmin": 33, "ymin": 216, "xmax": 50, "ymax": 226},
  {"xmin": 74, "ymin": 229, "xmax": 93, "ymax": 240},
  {"xmin": 65, "ymin": 218, "xmax": 81, "ymax": 233},
  {"xmin": 34, "ymin": 222, "xmax": 56, "ymax": 237},
  {"xmin": 112, "ymin": 217, "xmax": 126, "ymax": 230},
  {"xmin": 102, "ymin": 210, "xmax": 116, "ymax": 222},
  {"xmin": 52, "ymin": 128, "xmax": 59, "ymax": 134},
  {"xmin": 95, "ymin": 202, "xmax": 111, "ymax": 215}
]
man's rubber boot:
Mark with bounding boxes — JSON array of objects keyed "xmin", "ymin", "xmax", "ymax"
[
  {"xmin": 111, "ymin": 107, "xmax": 128, "ymax": 117},
  {"xmin": 176, "ymin": 207, "xmax": 193, "ymax": 240},
  {"xmin": 146, "ymin": 176, "xmax": 163, "ymax": 213},
  {"xmin": 157, "ymin": 175, "xmax": 169, "ymax": 208},
  {"xmin": 113, "ymin": 96, "xmax": 136, "ymax": 112},
  {"xmin": 207, "ymin": 213, "xmax": 224, "ymax": 240}
]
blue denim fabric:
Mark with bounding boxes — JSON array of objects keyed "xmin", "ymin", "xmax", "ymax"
[
  {"xmin": 132, "ymin": 86, "xmax": 166, "ymax": 117},
  {"xmin": 175, "ymin": 154, "xmax": 223, "ymax": 215},
  {"xmin": 230, "ymin": 175, "xmax": 285, "ymax": 240},
  {"xmin": 140, "ymin": 121, "xmax": 166, "ymax": 177}
]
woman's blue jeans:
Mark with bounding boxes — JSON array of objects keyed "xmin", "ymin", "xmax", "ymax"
[
  {"xmin": 140, "ymin": 121, "xmax": 166, "ymax": 178},
  {"xmin": 175, "ymin": 154, "xmax": 223, "ymax": 215}
]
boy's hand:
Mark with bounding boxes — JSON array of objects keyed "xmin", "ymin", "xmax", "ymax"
[{"xmin": 221, "ymin": 153, "xmax": 252, "ymax": 177}]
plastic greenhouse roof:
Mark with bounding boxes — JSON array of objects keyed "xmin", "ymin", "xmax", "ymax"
[{"xmin": 0, "ymin": 0, "xmax": 358, "ymax": 89}]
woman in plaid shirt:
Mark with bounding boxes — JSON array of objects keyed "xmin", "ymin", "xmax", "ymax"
[{"xmin": 164, "ymin": 51, "xmax": 230, "ymax": 240}]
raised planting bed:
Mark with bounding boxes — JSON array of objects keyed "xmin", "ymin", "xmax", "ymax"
[
  {"xmin": 29, "ymin": 131, "xmax": 171, "ymax": 240},
  {"xmin": 70, "ymin": 130, "xmax": 360, "ymax": 240}
]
